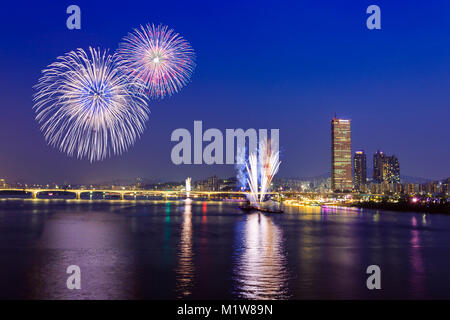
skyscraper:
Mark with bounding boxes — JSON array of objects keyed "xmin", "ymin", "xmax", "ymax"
[
  {"xmin": 207, "ymin": 175, "xmax": 219, "ymax": 191},
  {"xmin": 383, "ymin": 155, "xmax": 400, "ymax": 184},
  {"xmin": 373, "ymin": 150, "xmax": 385, "ymax": 183},
  {"xmin": 373, "ymin": 151, "xmax": 400, "ymax": 184},
  {"xmin": 353, "ymin": 151, "xmax": 367, "ymax": 192},
  {"xmin": 331, "ymin": 116, "xmax": 352, "ymax": 192}
]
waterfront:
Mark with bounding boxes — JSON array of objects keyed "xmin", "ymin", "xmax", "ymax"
[{"xmin": 0, "ymin": 198, "xmax": 450, "ymax": 299}]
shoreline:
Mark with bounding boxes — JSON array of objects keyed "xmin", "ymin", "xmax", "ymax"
[
  {"xmin": 353, "ymin": 201, "xmax": 450, "ymax": 214},
  {"xmin": 1, "ymin": 197, "xmax": 449, "ymax": 214}
]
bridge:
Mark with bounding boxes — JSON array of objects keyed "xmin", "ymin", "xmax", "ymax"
[{"xmin": 0, "ymin": 188, "xmax": 280, "ymax": 200}]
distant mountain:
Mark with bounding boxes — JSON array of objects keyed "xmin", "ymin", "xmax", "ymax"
[
  {"xmin": 277, "ymin": 173, "xmax": 330, "ymax": 182},
  {"xmin": 366, "ymin": 167, "xmax": 432, "ymax": 184},
  {"xmin": 278, "ymin": 172, "xmax": 434, "ymax": 184},
  {"xmin": 400, "ymin": 175, "xmax": 432, "ymax": 184},
  {"xmin": 89, "ymin": 178, "xmax": 161, "ymax": 186}
]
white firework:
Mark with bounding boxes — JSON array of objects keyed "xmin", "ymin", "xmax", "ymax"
[
  {"xmin": 246, "ymin": 152, "xmax": 259, "ymax": 205},
  {"xmin": 258, "ymin": 140, "xmax": 281, "ymax": 203},
  {"xmin": 244, "ymin": 140, "xmax": 281, "ymax": 205},
  {"xmin": 33, "ymin": 47, "xmax": 149, "ymax": 162}
]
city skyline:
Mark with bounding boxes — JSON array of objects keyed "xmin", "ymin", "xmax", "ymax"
[
  {"xmin": 0, "ymin": 119, "xmax": 446, "ymax": 189},
  {"xmin": 0, "ymin": 113, "xmax": 447, "ymax": 185},
  {"xmin": 1, "ymin": 1, "xmax": 450, "ymax": 184}
]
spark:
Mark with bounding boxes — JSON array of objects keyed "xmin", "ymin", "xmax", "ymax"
[
  {"xmin": 241, "ymin": 140, "xmax": 281, "ymax": 205},
  {"xmin": 116, "ymin": 23, "xmax": 196, "ymax": 99},
  {"xmin": 33, "ymin": 47, "xmax": 149, "ymax": 162}
]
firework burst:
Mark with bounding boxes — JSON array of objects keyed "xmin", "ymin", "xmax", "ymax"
[
  {"xmin": 258, "ymin": 139, "xmax": 281, "ymax": 203},
  {"xmin": 241, "ymin": 140, "xmax": 281, "ymax": 205},
  {"xmin": 33, "ymin": 47, "xmax": 149, "ymax": 162},
  {"xmin": 116, "ymin": 24, "xmax": 196, "ymax": 99}
]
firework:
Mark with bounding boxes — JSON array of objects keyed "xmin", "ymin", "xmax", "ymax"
[
  {"xmin": 245, "ymin": 152, "xmax": 259, "ymax": 205},
  {"xmin": 33, "ymin": 47, "xmax": 149, "ymax": 162},
  {"xmin": 116, "ymin": 24, "xmax": 196, "ymax": 99},
  {"xmin": 235, "ymin": 146, "xmax": 247, "ymax": 190},
  {"xmin": 241, "ymin": 139, "xmax": 281, "ymax": 205},
  {"xmin": 185, "ymin": 177, "xmax": 192, "ymax": 192},
  {"xmin": 258, "ymin": 139, "xmax": 281, "ymax": 203}
]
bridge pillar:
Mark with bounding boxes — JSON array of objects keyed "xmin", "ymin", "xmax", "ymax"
[
  {"xmin": 120, "ymin": 193, "xmax": 125, "ymax": 200},
  {"xmin": 31, "ymin": 191, "xmax": 38, "ymax": 199},
  {"xmin": 75, "ymin": 192, "xmax": 81, "ymax": 200}
]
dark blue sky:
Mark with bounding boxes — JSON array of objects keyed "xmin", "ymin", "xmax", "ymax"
[{"xmin": 0, "ymin": 0, "xmax": 449, "ymax": 184}]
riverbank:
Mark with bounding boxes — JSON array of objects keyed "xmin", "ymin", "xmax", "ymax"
[{"xmin": 353, "ymin": 201, "xmax": 450, "ymax": 214}]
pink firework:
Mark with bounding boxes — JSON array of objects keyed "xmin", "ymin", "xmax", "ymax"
[{"xmin": 116, "ymin": 24, "xmax": 196, "ymax": 99}]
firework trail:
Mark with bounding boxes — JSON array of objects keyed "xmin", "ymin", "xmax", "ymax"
[
  {"xmin": 258, "ymin": 139, "xmax": 281, "ymax": 204},
  {"xmin": 235, "ymin": 146, "xmax": 247, "ymax": 190},
  {"xmin": 240, "ymin": 139, "xmax": 281, "ymax": 206},
  {"xmin": 246, "ymin": 152, "xmax": 259, "ymax": 205},
  {"xmin": 33, "ymin": 47, "xmax": 149, "ymax": 162},
  {"xmin": 185, "ymin": 177, "xmax": 192, "ymax": 192},
  {"xmin": 116, "ymin": 24, "xmax": 196, "ymax": 99}
]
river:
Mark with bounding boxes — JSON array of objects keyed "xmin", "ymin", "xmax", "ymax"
[{"xmin": 0, "ymin": 198, "xmax": 449, "ymax": 299}]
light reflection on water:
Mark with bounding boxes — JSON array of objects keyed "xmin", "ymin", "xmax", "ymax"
[
  {"xmin": 232, "ymin": 213, "xmax": 290, "ymax": 299},
  {"xmin": 175, "ymin": 199, "xmax": 194, "ymax": 298},
  {"xmin": 26, "ymin": 211, "xmax": 136, "ymax": 299},
  {"xmin": 409, "ymin": 215, "xmax": 425, "ymax": 298},
  {"xmin": 0, "ymin": 198, "xmax": 450, "ymax": 299}
]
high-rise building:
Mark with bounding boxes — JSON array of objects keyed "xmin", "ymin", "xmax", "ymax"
[
  {"xmin": 383, "ymin": 155, "xmax": 400, "ymax": 184},
  {"xmin": 373, "ymin": 151, "xmax": 400, "ymax": 184},
  {"xmin": 373, "ymin": 150, "xmax": 385, "ymax": 183},
  {"xmin": 353, "ymin": 151, "xmax": 367, "ymax": 192},
  {"xmin": 331, "ymin": 116, "xmax": 352, "ymax": 192},
  {"xmin": 220, "ymin": 177, "xmax": 237, "ymax": 191},
  {"xmin": 404, "ymin": 183, "xmax": 417, "ymax": 195},
  {"xmin": 207, "ymin": 175, "xmax": 219, "ymax": 191},
  {"xmin": 444, "ymin": 178, "xmax": 450, "ymax": 195}
]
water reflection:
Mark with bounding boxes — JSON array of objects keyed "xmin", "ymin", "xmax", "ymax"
[
  {"xmin": 163, "ymin": 202, "xmax": 172, "ymax": 259},
  {"xmin": 27, "ymin": 210, "xmax": 135, "ymax": 299},
  {"xmin": 232, "ymin": 213, "xmax": 290, "ymax": 299},
  {"xmin": 175, "ymin": 199, "xmax": 194, "ymax": 298},
  {"xmin": 1, "ymin": 199, "xmax": 450, "ymax": 299},
  {"xmin": 409, "ymin": 215, "xmax": 425, "ymax": 297}
]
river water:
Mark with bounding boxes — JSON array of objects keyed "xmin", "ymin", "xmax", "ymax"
[{"xmin": 0, "ymin": 198, "xmax": 449, "ymax": 299}]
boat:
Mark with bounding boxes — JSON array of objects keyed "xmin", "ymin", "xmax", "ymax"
[
  {"xmin": 239, "ymin": 202, "xmax": 284, "ymax": 214},
  {"xmin": 238, "ymin": 204, "xmax": 257, "ymax": 212},
  {"xmin": 255, "ymin": 206, "xmax": 283, "ymax": 214}
]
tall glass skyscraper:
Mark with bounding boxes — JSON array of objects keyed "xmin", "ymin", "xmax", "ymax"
[
  {"xmin": 373, "ymin": 150, "xmax": 385, "ymax": 183},
  {"xmin": 383, "ymin": 155, "xmax": 400, "ymax": 184},
  {"xmin": 331, "ymin": 116, "xmax": 352, "ymax": 192},
  {"xmin": 373, "ymin": 150, "xmax": 400, "ymax": 184},
  {"xmin": 353, "ymin": 151, "xmax": 367, "ymax": 192}
]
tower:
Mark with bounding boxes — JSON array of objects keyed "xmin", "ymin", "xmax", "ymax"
[
  {"xmin": 353, "ymin": 151, "xmax": 367, "ymax": 192},
  {"xmin": 331, "ymin": 116, "xmax": 352, "ymax": 192},
  {"xmin": 373, "ymin": 150, "xmax": 385, "ymax": 183}
]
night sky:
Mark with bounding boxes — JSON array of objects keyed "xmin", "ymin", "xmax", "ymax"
[{"xmin": 0, "ymin": 0, "xmax": 449, "ymax": 184}]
